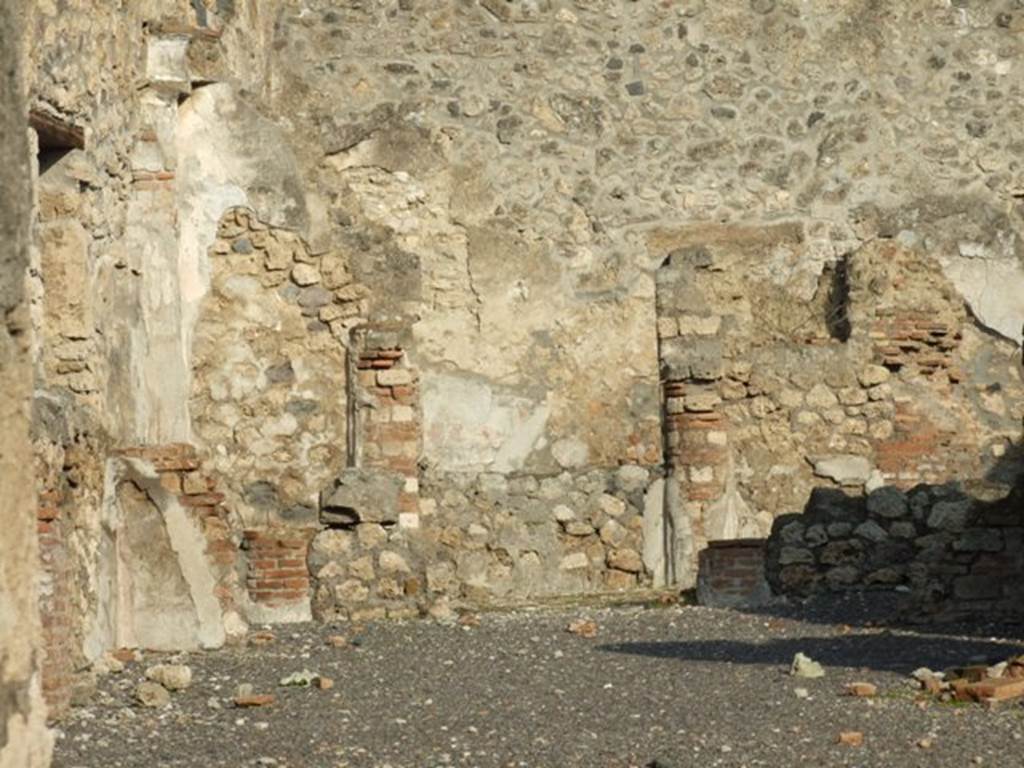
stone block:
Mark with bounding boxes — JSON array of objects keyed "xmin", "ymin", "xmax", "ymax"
[
  {"xmin": 778, "ymin": 547, "xmax": 814, "ymax": 565},
  {"xmin": 320, "ymin": 469, "xmax": 404, "ymax": 525},
  {"xmin": 820, "ymin": 540, "xmax": 864, "ymax": 566},
  {"xmin": 778, "ymin": 520, "xmax": 805, "ymax": 545},
  {"xmin": 559, "ymin": 552, "xmax": 589, "ymax": 571},
  {"xmin": 660, "ymin": 338, "xmax": 723, "ymax": 381},
  {"xmin": 953, "ymin": 528, "xmax": 1003, "ymax": 552},
  {"xmin": 858, "ymin": 365, "xmax": 891, "ymax": 387},
  {"xmin": 377, "ymin": 368, "xmax": 413, "ymax": 387},
  {"xmin": 805, "ymin": 524, "xmax": 828, "ymax": 546},
  {"xmin": 854, "ymin": 520, "xmax": 888, "ymax": 543},
  {"xmin": 146, "ymin": 36, "xmax": 190, "ymax": 94},
  {"xmin": 607, "ymin": 548, "xmax": 643, "ymax": 573},
  {"xmin": 927, "ymin": 499, "xmax": 972, "ymax": 532},
  {"xmin": 866, "ymin": 486, "xmax": 908, "ymax": 519},
  {"xmin": 813, "ymin": 455, "xmax": 873, "ymax": 486},
  {"xmin": 39, "ymin": 220, "xmax": 91, "ymax": 339}
]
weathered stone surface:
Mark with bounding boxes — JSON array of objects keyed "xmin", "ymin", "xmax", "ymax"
[
  {"xmin": 135, "ymin": 681, "xmax": 171, "ymax": 708},
  {"xmin": 867, "ymin": 488, "xmax": 908, "ymax": 519},
  {"xmin": 378, "ymin": 551, "xmax": 410, "ymax": 574},
  {"xmin": 778, "ymin": 547, "xmax": 814, "ymax": 566},
  {"xmin": 820, "ymin": 540, "xmax": 863, "ymax": 567},
  {"xmin": 320, "ymin": 470, "xmax": 405, "ymax": 525},
  {"xmin": 928, "ymin": 500, "xmax": 972, "ymax": 533},
  {"xmin": 766, "ymin": 480, "xmax": 1024, "ymax": 622},
  {"xmin": 854, "ymin": 521, "xmax": 888, "ymax": 543},
  {"xmin": 813, "ymin": 456, "xmax": 873, "ymax": 486},
  {"xmin": 607, "ymin": 548, "xmax": 643, "ymax": 574},
  {"xmin": 14, "ymin": 0, "xmax": 1024, "ymax": 725}
]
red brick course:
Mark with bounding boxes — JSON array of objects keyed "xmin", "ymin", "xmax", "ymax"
[
  {"xmin": 242, "ymin": 529, "xmax": 315, "ymax": 607},
  {"xmin": 37, "ymin": 486, "xmax": 75, "ymax": 721}
]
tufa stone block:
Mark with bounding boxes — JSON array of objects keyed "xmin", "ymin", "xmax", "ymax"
[{"xmin": 319, "ymin": 469, "xmax": 405, "ymax": 526}]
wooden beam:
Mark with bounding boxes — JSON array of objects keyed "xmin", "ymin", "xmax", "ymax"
[{"xmin": 29, "ymin": 108, "xmax": 85, "ymax": 150}]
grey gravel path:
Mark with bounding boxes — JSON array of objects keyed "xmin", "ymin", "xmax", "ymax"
[{"xmin": 53, "ymin": 598, "xmax": 1024, "ymax": 768}]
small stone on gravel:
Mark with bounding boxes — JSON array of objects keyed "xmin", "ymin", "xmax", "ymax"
[
  {"xmin": 791, "ymin": 652, "xmax": 825, "ymax": 678},
  {"xmin": 838, "ymin": 730, "xmax": 864, "ymax": 746},
  {"xmin": 567, "ymin": 618, "xmax": 599, "ymax": 638},
  {"xmin": 134, "ymin": 681, "xmax": 170, "ymax": 708},
  {"xmin": 144, "ymin": 663, "xmax": 192, "ymax": 691},
  {"xmin": 234, "ymin": 694, "xmax": 275, "ymax": 708}
]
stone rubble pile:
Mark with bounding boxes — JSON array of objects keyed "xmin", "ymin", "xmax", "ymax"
[{"xmin": 913, "ymin": 656, "xmax": 1024, "ymax": 706}]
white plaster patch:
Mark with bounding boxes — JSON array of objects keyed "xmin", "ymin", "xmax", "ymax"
[
  {"xmin": 146, "ymin": 36, "xmax": 190, "ymax": 92},
  {"xmin": 641, "ymin": 478, "xmax": 667, "ymax": 587},
  {"xmin": 938, "ymin": 254, "xmax": 1024, "ymax": 343},
  {"xmin": 422, "ymin": 372, "xmax": 549, "ymax": 472}
]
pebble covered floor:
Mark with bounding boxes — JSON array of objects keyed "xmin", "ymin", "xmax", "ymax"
[{"xmin": 55, "ymin": 596, "xmax": 1024, "ymax": 768}]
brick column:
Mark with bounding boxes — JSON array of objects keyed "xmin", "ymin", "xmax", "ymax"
[
  {"xmin": 656, "ymin": 247, "xmax": 729, "ymax": 587},
  {"xmin": 37, "ymin": 487, "xmax": 74, "ymax": 721},
  {"xmin": 351, "ymin": 326, "xmax": 421, "ymax": 517}
]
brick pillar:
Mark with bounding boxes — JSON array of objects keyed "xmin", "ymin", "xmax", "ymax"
[
  {"xmin": 37, "ymin": 488, "xmax": 74, "ymax": 721},
  {"xmin": 663, "ymin": 380, "xmax": 730, "ymax": 585},
  {"xmin": 351, "ymin": 326, "xmax": 421, "ymax": 518},
  {"xmin": 656, "ymin": 247, "xmax": 732, "ymax": 588}
]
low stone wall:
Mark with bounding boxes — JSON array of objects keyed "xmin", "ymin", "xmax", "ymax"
[
  {"xmin": 308, "ymin": 466, "xmax": 662, "ymax": 621},
  {"xmin": 765, "ymin": 482, "xmax": 1024, "ymax": 620}
]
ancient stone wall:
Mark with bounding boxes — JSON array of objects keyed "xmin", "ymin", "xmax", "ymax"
[
  {"xmin": 309, "ymin": 465, "xmax": 661, "ymax": 620},
  {"xmin": 765, "ymin": 481, "xmax": 1024, "ymax": 621},
  {"xmin": 658, "ymin": 232, "xmax": 1024, "ymax": 586},
  {"xmin": 21, "ymin": 0, "xmax": 293, "ymax": 720},
  {"xmin": 257, "ymin": 1, "xmax": 1024, "ymax": 596},
  {"xmin": 1, "ymin": 0, "xmax": 52, "ymax": 764},
  {"xmin": 12, "ymin": 0, "xmax": 1024, "ymax": 729}
]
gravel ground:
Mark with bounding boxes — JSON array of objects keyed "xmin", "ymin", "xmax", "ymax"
[{"xmin": 53, "ymin": 596, "xmax": 1024, "ymax": 768}]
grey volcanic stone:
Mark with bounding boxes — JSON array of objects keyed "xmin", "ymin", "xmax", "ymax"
[
  {"xmin": 928, "ymin": 500, "xmax": 972, "ymax": 532},
  {"xmin": 854, "ymin": 520, "xmax": 888, "ymax": 543},
  {"xmin": 953, "ymin": 528, "xmax": 1002, "ymax": 552},
  {"xmin": 867, "ymin": 487, "xmax": 908, "ymax": 519}
]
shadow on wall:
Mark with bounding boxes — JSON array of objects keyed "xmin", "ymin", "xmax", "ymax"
[
  {"xmin": 690, "ymin": 433, "xmax": 1024, "ymax": 641},
  {"xmin": 986, "ymin": 438, "xmax": 1024, "ymax": 487},
  {"xmin": 721, "ymin": 435, "xmax": 1024, "ymax": 638},
  {"xmin": 598, "ymin": 631, "xmax": 1024, "ymax": 676}
]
